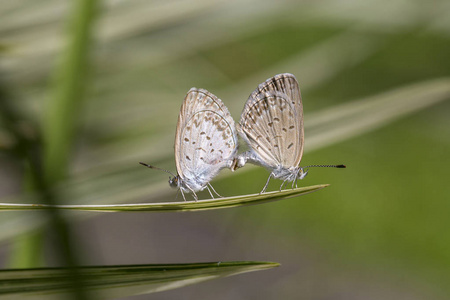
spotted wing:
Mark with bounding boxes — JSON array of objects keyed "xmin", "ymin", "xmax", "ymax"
[
  {"xmin": 242, "ymin": 73, "xmax": 302, "ymax": 121},
  {"xmin": 239, "ymin": 73, "xmax": 304, "ymax": 168},
  {"xmin": 174, "ymin": 88, "xmax": 237, "ymax": 190}
]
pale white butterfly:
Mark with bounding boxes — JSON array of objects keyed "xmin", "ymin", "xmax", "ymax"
[
  {"xmin": 141, "ymin": 88, "xmax": 238, "ymax": 201},
  {"xmin": 232, "ymin": 73, "xmax": 345, "ymax": 193}
]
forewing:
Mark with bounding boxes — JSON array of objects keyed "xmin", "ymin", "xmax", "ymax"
[
  {"xmin": 177, "ymin": 88, "xmax": 234, "ymax": 131},
  {"xmin": 240, "ymin": 73, "xmax": 304, "ymax": 168},
  {"xmin": 239, "ymin": 92, "xmax": 303, "ymax": 168},
  {"xmin": 175, "ymin": 89, "xmax": 237, "ymax": 188},
  {"xmin": 242, "ymin": 73, "xmax": 302, "ymax": 119}
]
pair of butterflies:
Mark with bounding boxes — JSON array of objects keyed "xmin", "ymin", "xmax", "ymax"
[{"xmin": 140, "ymin": 73, "xmax": 345, "ymax": 201}]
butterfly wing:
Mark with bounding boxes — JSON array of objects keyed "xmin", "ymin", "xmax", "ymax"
[
  {"xmin": 239, "ymin": 73, "xmax": 304, "ymax": 169},
  {"xmin": 242, "ymin": 73, "xmax": 302, "ymax": 119},
  {"xmin": 175, "ymin": 88, "xmax": 237, "ymax": 191}
]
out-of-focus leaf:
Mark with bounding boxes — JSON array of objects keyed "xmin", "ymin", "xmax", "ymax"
[
  {"xmin": 305, "ymin": 77, "xmax": 450, "ymax": 151},
  {"xmin": 0, "ymin": 261, "xmax": 279, "ymax": 299}
]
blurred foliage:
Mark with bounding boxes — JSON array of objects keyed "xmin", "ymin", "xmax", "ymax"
[
  {"xmin": 0, "ymin": 261, "xmax": 279, "ymax": 299},
  {"xmin": 0, "ymin": 0, "xmax": 449, "ymax": 299}
]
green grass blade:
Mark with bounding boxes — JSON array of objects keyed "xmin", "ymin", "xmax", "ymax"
[
  {"xmin": 0, "ymin": 261, "xmax": 279, "ymax": 299},
  {"xmin": 304, "ymin": 77, "xmax": 450, "ymax": 152},
  {"xmin": 10, "ymin": 0, "xmax": 100, "ymax": 296},
  {"xmin": 0, "ymin": 184, "xmax": 328, "ymax": 212},
  {"xmin": 43, "ymin": 0, "xmax": 98, "ymax": 183}
]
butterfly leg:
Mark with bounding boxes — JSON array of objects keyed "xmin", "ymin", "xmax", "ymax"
[
  {"xmin": 184, "ymin": 185, "xmax": 198, "ymax": 201},
  {"xmin": 206, "ymin": 185, "xmax": 215, "ymax": 199},
  {"xmin": 280, "ymin": 178, "xmax": 289, "ymax": 192},
  {"xmin": 260, "ymin": 173, "xmax": 274, "ymax": 194},
  {"xmin": 180, "ymin": 189, "xmax": 187, "ymax": 201},
  {"xmin": 191, "ymin": 191, "xmax": 199, "ymax": 201},
  {"xmin": 208, "ymin": 183, "xmax": 222, "ymax": 198}
]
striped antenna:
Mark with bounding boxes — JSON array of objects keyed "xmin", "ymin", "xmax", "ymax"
[
  {"xmin": 139, "ymin": 162, "xmax": 177, "ymax": 177},
  {"xmin": 303, "ymin": 164, "xmax": 346, "ymax": 168}
]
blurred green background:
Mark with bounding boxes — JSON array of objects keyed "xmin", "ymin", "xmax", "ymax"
[{"xmin": 1, "ymin": 0, "xmax": 449, "ymax": 299}]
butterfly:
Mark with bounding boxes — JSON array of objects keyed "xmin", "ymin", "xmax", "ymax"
[
  {"xmin": 232, "ymin": 73, "xmax": 345, "ymax": 193},
  {"xmin": 140, "ymin": 88, "xmax": 238, "ymax": 201}
]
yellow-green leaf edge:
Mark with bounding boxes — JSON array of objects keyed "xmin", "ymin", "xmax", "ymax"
[{"xmin": 0, "ymin": 184, "xmax": 328, "ymax": 212}]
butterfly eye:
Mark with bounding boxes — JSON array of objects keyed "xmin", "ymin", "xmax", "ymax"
[
  {"xmin": 168, "ymin": 177, "xmax": 178, "ymax": 188},
  {"xmin": 298, "ymin": 169, "xmax": 308, "ymax": 180}
]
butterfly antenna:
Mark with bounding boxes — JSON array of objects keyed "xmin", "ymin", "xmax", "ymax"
[
  {"xmin": 303, "ymin": 164, "xmax": 346, "ymax": 168},
  {"xmin": 139, "ymin": 162, "xmax": 177, "ymax": 177}
]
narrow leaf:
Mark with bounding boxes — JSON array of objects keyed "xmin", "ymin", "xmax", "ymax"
[
  {"xmin": 0, "ymin": 261, "xmax": 279, "ymax": 299},
  {"xmin": 0, "ymin": 184, "xmax": 328, "ymax": 212}
]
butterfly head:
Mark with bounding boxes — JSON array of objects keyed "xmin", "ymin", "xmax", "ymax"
[
  {"xmin": 168, "ymin": 175, "xmax": 180, "ymax": 188},
  {"xmin": 297, "ymin": 168, "xmax": 308, "ymax": 180}
]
